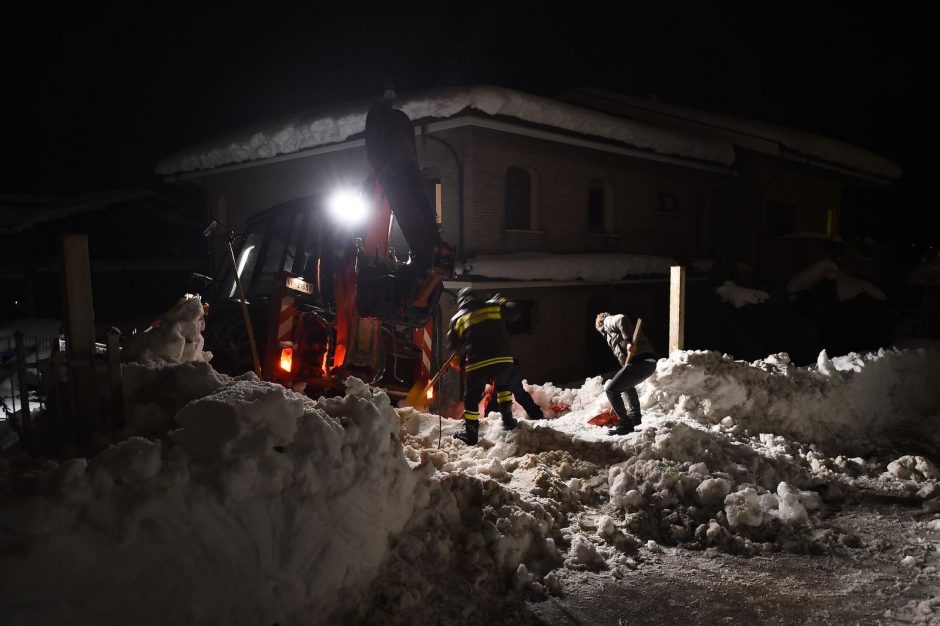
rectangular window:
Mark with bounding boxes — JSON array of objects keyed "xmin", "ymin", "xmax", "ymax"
[{"xmin": 658, "ymin": 192, "xmax": 679, "ymax": 214}]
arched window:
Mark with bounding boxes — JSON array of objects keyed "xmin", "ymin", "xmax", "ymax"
[
  {"xmin": 588, "ymin": 178, "xmax": 614, "ymax": 234},
  {"xmin": 505, "ymin": 167, "xmax": 533, "ymax": 230}
]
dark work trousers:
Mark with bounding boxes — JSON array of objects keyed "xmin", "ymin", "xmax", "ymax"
[
  {"xmin": 484, "ymin": 363, "xmax": 543, "ymax": 419},
  {"xmin": 606, "ymin": 356, "xmax": 657, "ymax": 424},
  {"xmin": 464, "ymin": 363, "xmax": 513, "ymax": 421}
]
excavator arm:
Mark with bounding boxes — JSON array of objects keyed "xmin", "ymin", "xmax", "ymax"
[{"xmin": 353, "ymin": 99, "xmax": 455, "ymax": 326}]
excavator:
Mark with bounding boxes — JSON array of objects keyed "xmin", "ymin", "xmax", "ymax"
[{"xmin": 200, "ymin": 98, "xmax": 455, "ymax": 400}]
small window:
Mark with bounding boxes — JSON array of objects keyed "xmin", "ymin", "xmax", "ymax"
[
  {"xmin": 505, "ymin": 167, "xmax": 532, "ymax": 230},
  {"xmin": 658, "ymin": 192, "xmax": 679, "ymax": 214},
  {"xmin": 421, "ymin": 167, "xmax": 442, "ymax": 225},
  {"xmin": 506, "ymin": 299, "xmax": 535, "ymax": 334},
  {"xmin": 588, "ymin": 179, "xmax": 614, "ymax": 233}
]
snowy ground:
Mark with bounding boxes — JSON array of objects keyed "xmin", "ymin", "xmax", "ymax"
[{"xmin": 0, "ymin": 296, "xmax": 938, "ymax": 625}]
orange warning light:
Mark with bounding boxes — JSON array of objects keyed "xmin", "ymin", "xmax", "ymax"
[{"xmin": 279, "ymin": 347, "xmax": 293, "ymax": 373}]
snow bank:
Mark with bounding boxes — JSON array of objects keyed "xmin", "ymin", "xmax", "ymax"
[
  {"xmin": 155, "ymin": 85, "xmax": 735, "ymax": 175},
  {"xmin": 0, "ymin": 377, "xmax": 420, "ymax": 625},
  {"xmin": 2, "ymin": 292, "xmax": 938, "ymax": 624},
  {"xmin": 460, "ymin": 252, "xmax": 676, "ymax": 282},
  {"xmin": 643, "ymin": 349, "xmax": 940, "ymax": 452}
]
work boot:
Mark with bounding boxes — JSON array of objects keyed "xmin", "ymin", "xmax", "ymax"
[
  {"xmin": 500, "ymin": 405, "xmax": 519, "ymax": 430},
  {"xmin": 454, "ymin": 419, "xmax": 479, "ymax": 445},
  {"xmin": 608, "ymin": 414, "xmax": 641, "ymax": 436}
]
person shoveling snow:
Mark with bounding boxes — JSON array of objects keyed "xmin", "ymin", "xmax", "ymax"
[{"xmin": 592, "ymin": 312, "xmax": 657, "ymax": 436}]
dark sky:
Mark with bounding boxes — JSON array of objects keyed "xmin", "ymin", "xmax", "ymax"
[{"xmin": 3, "ymin": 1, "xmax": 935, "ymax": 242}]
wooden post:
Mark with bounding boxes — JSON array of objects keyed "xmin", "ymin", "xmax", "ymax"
[
  {"xmin": 61, "ymin": 234, "xmax": 100, "ymax": 437},
  {"xmin": 669, "ymin": 265, "xmax": 686, "ymax": 354},
  {"xmin": 13, "ymin": 331, "xmax": 31, "ymax": 442}
]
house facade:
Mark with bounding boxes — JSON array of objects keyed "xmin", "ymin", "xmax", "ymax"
[{"xmin": 158, "ymin": 85, "xmax": 898, "ymax": 384}]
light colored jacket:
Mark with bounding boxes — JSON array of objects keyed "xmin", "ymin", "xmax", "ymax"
[{"xmin": 598, "ymin": 313, "xmax": 656, "ymax": 366}]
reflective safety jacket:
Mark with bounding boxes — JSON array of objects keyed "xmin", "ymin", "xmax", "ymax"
[{"xmin": 447, "ymin": 297, "xmax": 520, "ymax": 373}]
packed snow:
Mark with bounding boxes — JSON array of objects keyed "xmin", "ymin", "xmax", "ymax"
[
  {"xmin": 0, "ymin": 295, "xmax": 938, "ymax": 625},
  {"xmin": 786, "ymin": 258, "xmax": 887, "ymax": 301},
  {"xmin": 714, "ymin": 281, "xmax": 770, "ymax": 308},
  {"xmin": 155, "ymin": 85, "xmax": 736, "ymax": 175},
  {"xmin": 460, "ymin": 252, "xmax": 676, "ymax": 282}
]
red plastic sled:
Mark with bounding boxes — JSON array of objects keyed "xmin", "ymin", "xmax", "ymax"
[{"xmin": 587, "ymin": 410, "xmax": 619, "ymax": 427}]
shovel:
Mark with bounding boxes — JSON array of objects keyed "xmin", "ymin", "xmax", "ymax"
[
  {"xmin": 587, "ymin": 318, "xmax": 643, "ymax": 426},
  {"xmin": 402, "ymin": 349, "xmax": 459, "ymax": 411}
]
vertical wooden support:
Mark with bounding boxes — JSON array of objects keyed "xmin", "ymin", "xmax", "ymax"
[
  {"xmin": 61, "ymin": 234, "xmax": 100, "ymax": 437},
  {"xmin": 13, "ymin": 331, "xmax": 31, "ymax": 442},
  {"xmin": 669, "ymin": 265, "xmax": 686, "ymax": 355}
]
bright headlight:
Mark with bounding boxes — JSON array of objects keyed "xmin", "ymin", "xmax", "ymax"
[{"xmin": 327, "ymin": 189, "xmax": 369, "ymax": 226}]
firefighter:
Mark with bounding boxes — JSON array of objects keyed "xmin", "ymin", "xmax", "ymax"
[
  {"xmin": 447, "ymin": 287, "xmax": 521, "ymax": 445},
  {"xmin": 482, "ymin": 357, "xmax": 544, "ymax": 420},
  {"xmin": 596, "ymin": 311, "xmax": 657, "ymax": 435}
]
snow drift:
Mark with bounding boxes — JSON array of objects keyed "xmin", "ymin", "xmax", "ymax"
[{"xmin": 1, "ymin": 294, "xmax": 939, "ymax": 625}]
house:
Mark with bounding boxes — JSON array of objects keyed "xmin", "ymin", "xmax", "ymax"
[{"xmin": 156, "ymin": 85, "xmax": 899, "ymax": 383}]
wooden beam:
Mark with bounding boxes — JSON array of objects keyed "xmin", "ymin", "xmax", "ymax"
[
  {"xmin": 669, "ymin": 265, "xmax": 686, "ymax": 354},
  {"xmin": 61, "ymin": 234, "xmax": 100, "ymax": 437}
]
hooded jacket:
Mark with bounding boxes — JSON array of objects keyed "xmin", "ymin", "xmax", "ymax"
[{"xmin": 596, "ymin": 313, "xmax": 656, "ymax": 366}]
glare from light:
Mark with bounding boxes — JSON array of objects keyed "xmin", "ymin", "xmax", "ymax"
[
  {"xmin": 327, "ymin": 189, "xmax": 369, "ymax": 226},
  {"xmin": 229, "ymin": 245, "xmax": 255, "ymax": 297}
]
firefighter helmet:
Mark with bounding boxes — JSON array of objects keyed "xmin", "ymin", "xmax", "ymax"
[{"xmin": 456, "ymin": 287, "xmax": 478, "ymax": 309}]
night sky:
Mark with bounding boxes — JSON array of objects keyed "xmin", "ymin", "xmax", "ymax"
[{"xmin": 4, "ymin": 2, "xmax": 935, "ymax": 243}]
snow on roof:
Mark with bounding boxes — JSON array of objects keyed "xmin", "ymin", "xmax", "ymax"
[
  {"xmin": 563, "ymin": 89, "xmax": 901, "ymax": 181},
  {"xmin": 155, "ymin": 85, "xmax": 736, "ymax": 176},
  {"xmin": 460, "ymin": 252, "xmax": 676, "ymax": 282},
  {"xmin": 786, "ymin": 258, "xmax": 886, "ymax": 301}
]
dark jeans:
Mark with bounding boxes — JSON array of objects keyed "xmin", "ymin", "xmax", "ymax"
[
  {"xmin": 464, "ymin": 363, "xmax": 512, "ymax": 420},
  {"xmin": 606, "ymin": 356, "xmax": 657, "ymax": 424},
  {"xmin": 484, "ymin": 363, "xmax": 543, "ymax": 419}
]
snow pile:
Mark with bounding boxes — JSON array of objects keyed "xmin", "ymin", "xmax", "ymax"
[
  {"xmin": 121, "ymin": 294, "xmax": 212, "ymax": 365},
  {"xmin": 786, "ymin": 258, "xmax": 886, "ymax": 301},
  {"xmin": 156, "ymin": 85, "xmax": 735, "ymax": 175},
  {"xmin": 2, "ymin": 280, "xmax": 939, "ymax": 626},
  {"xmin": 460, "ymin": 252, "xmax": 676, "ymax": 282},
  {"xmin": 642, "ymin": 348, "xmax": 940, "ymax": 452},
  {"xmin": 714, "ymin": 281, "xmax": 770, "ymax": 308},
  {"xmin": 0, "ymin": 377, "xmax": 421, "ymax": 625}
]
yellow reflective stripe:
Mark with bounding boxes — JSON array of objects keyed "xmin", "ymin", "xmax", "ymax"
[
  {"xmin": 465, "ymin": 356, "xmax": 514, "ymax": 372},
  {"xmin": 497, "ymin": 391, "xmax": 513, "ymax": 402},
  {"xmin": 464, "ymin": 410, "xmax": 480, "ymax": 421},
  {"xmin": 454, "ymin": 306, "xmax": 502, "ymax": 338}
]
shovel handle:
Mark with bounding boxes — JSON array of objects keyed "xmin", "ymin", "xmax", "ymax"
[{"xmin": 625, "ymin": 318, "xmax": 643, "ymax": 365}]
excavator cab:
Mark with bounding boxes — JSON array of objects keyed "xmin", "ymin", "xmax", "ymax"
[{"xmin": 203, "ymin": 97, "xmax": 454, "ymax": 398}]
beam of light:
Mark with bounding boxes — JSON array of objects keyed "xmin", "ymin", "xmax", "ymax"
[{"xmin": 327, "ymin": 189, "xmax": 369, "ymax": 227}]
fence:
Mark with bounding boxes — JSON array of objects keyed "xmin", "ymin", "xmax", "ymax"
[{"xmin": 0, "ymin": 328, "xmax": 123, "ymax": 451}]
